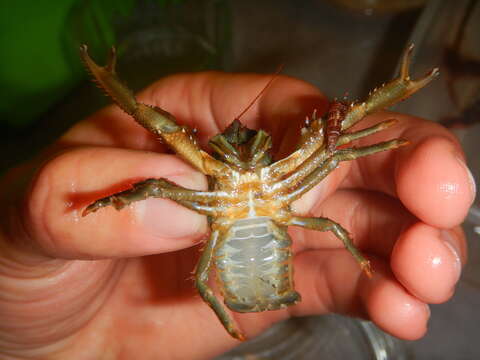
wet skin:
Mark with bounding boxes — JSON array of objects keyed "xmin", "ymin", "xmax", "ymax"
[{"xmin": 0, "ymin": 70, "xmax": 473, "ymax": 358}]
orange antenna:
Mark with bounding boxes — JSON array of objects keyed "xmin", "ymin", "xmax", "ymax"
[{"xmin": 234, "ymin": 64, "xmax": 284, "ymax": 121}]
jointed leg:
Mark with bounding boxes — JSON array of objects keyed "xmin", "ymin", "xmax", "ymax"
[
  {"xmin": 266, "ymin": 119, "xmax": 399, "ymax": 194},
  {"xmin": 337, "ymin": 118, "xmax": 397, "ymax": 146},
  {"xmin": 195, "ymin": 231, "xmax": 245, "ymax": 340},
  {"xmin": 79, "ymin": 45, "xmax": 226, "ymax": 175},
  {"xmin": 342, "ymin": 44, "xmax": 439, "ymax": 130},
  {"xmin": 280, "ymin": 138, "xmax": 407, "ymax": 202},
  {"xmin": 82, "ymin": 178, "xmax": 228, "ymax": 216},
  {"xmin": 267, "ymin": 45, "xmax": 437, "ymax": 184},
  {"xmin": 288, "ymin": 216, "xmax": 372, "ymax": 277},
  {"xmin": 265, "ymin": 111, "xmax": 325, "ymax": 180}
]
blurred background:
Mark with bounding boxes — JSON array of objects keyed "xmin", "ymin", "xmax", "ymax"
[{"xmin": 0, "ymin": 0, "xmax": 479, "ymax": 358}]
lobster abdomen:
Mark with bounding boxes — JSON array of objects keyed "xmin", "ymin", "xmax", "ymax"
[{"xmin": 215, "ymin": 216, "xmax": 300, "ymax": 313}]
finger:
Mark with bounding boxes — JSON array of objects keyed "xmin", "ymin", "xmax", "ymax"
[
  {"xmin": 391, "ymin": 222, "xmax": 465, "ymax": 303},
  {"xmin": 61, "ymin": 72, "xmax": 328, "ymax": 153},
  {"xmin": 289, "ymin": 250, "xmax": 430, "ymax": 340},
  {"xmin": 291, "ymin": 190, "xmax": 466, "ymax": 304},
  {"xmin": 290, "ymin": 189, "xmax": 416, "ymax": 258},
  {"xmin": 19, "ymin": 147, "xmax": 207, "ymax": 259},
  {"xmin": 341, "ymin": 112, "xmax": 476, "ymax": 229},
  {"xmin": 359, "ymin": 259, "xmax": 430, "ymax": 340},
  {"xmin": 396, "ymin": 134, "xmax": 475, "ymax": 228}
]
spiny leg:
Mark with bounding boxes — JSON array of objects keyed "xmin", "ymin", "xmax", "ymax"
[
  {"xmin": 266, "ymin": 119, "xmax": 399, "ymax": 195},
  {"xmin": 265, "ymin": 118, "xmax": 396, "ymax": 191},
  {"xmin": 336, "ymin": 118, "xmax": 398, "ymax": 146},
  {"xmin": 267, "ymin": 119, "xmax": 399, "ymax": 195},
  {"xmin": 280, "ymin": 138, "xmax": 408, "ymax": 202},
  {"xmin": 265, "ymin": 44, "xmax": 437, "ymax": 182},
  {"xmin": 195, "ymin": 231, "xmax": 245, "ymax": 340},
  {"xmin": 264, "ymin": 110, "xmax": 325, "ymax": 180},
  {"xmin": 79, "ymin": 45, "xmax": 227, "ymax": 175},
  {"xmin": 82, "ymin": 178, "xmax": 228, "ymax": 217},
  {"xmin": 287, "ymin": 216, "xmax": 372, "ymax": 276},
  {"xmin": 342, "ymin": 44, "xmax": 439, "ymax": 130}
]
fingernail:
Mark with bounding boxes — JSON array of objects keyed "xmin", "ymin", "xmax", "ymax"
[
  {"xmin": 455, "ymin": 154, "xmax": 476, "ymax": 205},
  {"xmin": 440, "ymin": 229, "xmax": 462, "ymax": 283},
  {"xmin": 137, "ymin": 198, "xmax": 206, "ymax": 239},
  {"xmin": 425, "ymin": 303, "xmax": 431, "ymax": 320}
]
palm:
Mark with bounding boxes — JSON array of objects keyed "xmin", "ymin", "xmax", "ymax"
[
  {"xmin": 0, "ymin": 73, "xmax": 470, "ymax": 359},
  {"xmin": 89, "ymin": 252, "xmax": 218, "ymax": 359}
]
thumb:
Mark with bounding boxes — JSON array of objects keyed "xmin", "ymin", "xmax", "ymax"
[{"xmin": 7, "ymin": 146, "xmax": 207, "ymax": 261}]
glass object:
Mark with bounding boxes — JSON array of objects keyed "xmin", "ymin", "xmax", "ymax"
[{"xmin": 214, "ymin": 315, "xmax": 408, "ymax": 360}]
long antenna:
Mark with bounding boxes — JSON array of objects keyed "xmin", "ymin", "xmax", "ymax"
[{"xmin": 234, "ymin": 64, "xmax": 284, "ymax": 121}]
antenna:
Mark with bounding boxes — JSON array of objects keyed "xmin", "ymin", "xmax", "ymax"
[{"xmin": 234, "ymin": 64, "xmax": 284, "ymax": 121}]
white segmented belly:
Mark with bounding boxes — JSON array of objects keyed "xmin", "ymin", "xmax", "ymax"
[{"xmin": 215, "ymin": 216, "xmax": 293, "ymax": 306}]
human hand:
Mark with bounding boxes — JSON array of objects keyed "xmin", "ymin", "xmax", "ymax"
[{"xmin": 0, "ymin": 72, "xmax": 472, "ymax": 359}]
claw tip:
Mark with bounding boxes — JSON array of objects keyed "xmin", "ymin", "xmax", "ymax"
[
  {"xmin": 398, "ymin": 139, "xmax": 410, "ymax": 147},
  {"xmin": 385, "ymin": 118, "xmax": 398, "ymax": 125},
  {"xmin": 429, "ymin": 67, "xmax": 440, "ymax": 77},
  {"xmin": 361, "ymin": 261, "xmax": 373, "ymax": 278},
  {"xmin": 82, "ymin": 205, "xmax": 96, "ymax": 217},
  {"xmin": 236, "ymin": 333, "xmax": 247, "ymax": 342}
]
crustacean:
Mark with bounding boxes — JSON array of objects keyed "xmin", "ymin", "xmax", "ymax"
[{"xmin": 80, "ymin": 44, "xmax": 438, "ymax": 340}]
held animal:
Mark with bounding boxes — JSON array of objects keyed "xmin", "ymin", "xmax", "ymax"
[{"xmin": 80, "ymin": 44, "xmax": 438, "ymax": 340}]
